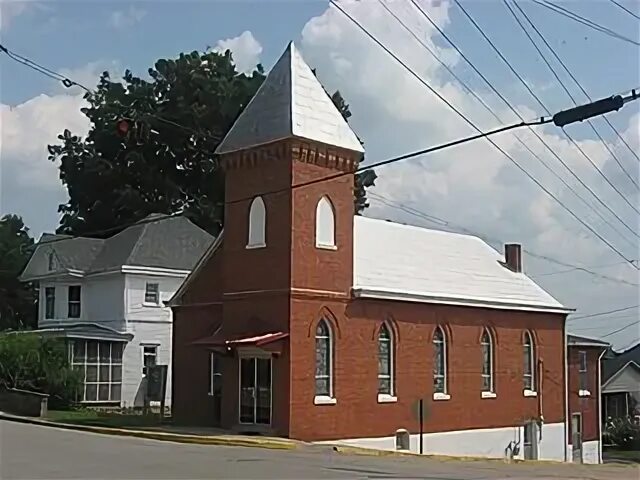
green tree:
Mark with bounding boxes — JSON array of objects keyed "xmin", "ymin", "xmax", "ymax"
[
  {"xmin": 0, "ymin": 215, "xmax": 36, "ymax": 330},
  {"xmin": 48, "ymin": 50, "xmax": 375, "ymax": 237},
  {"xmin": 0, "ymin": 334, "xmax": 82, "ymax": 408}
]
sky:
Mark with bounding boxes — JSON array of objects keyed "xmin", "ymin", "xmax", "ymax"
[{"xmin": 0, "ymin": 0, "xmax": 638, "ymax": 350}]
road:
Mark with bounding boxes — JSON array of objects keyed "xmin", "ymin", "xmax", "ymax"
[{"xmin": 1, "ymin": 421, "xmax": 637, "ymax": 479}]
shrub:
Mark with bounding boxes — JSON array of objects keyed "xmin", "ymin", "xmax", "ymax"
[
  {"xmin": 604, "ymin": 416, "xmax": 640, "ymax": 450},
  {"xmin": 0, "ymin": 333, "xmax": 83, "ymax": 409}
]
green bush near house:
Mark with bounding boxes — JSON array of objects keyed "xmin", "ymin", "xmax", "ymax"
[
  {"xmin": 0, "ymin": 333, "xmax": 83, "ymax": 409},
  {"xmin": 604, "ymin": 416, "xmax": 640, "ymax": 450}
]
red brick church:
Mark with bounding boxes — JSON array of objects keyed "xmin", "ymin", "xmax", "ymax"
[{"xmin": 170, "ymin": 42, "xmax": 599, "ymax": 462}]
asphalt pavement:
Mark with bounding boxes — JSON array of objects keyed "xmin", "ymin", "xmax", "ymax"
[{"xmin": 1, "ymin": 420, "xmax": 637, "ymax": 479}]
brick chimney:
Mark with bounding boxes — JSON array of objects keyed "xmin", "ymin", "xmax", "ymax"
[{"xmin": 505, "ymin": 243, "xmax": 522, "ymax": 273}]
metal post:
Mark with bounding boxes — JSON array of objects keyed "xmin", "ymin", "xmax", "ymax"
[{"xmin": 419, "ymin": 398, "xmax": 424, "ymax": 454}]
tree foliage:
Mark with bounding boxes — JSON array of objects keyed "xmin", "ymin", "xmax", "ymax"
[
  {"xmin": 48, "ymin": 49, "xmax": 375, "ymax": 237},
  {"xmin": 0, "ymin": 215, "xmax": 36, "ymax": 330},
  {"xmin": 0, "ymin": 334, "xmax": 83, "ymax": 408}
]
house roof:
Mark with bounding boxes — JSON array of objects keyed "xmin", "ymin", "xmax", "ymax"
[
  {"xmin": 21, "ymin": 214, "xmax": 214, "ymax": 279},
  {"xmin": 567, "ymin": 334, "xmax": 610, "ymax": 348},
  {"xmin": 353, "ymin": 217, "xmax": 570, "ymax": 313},
  {"xmin": 603, "ymin": 342, "xmax": 640, "ymax": 383},
  {"xmin": 215, "ymin": 42, "xmax": 364, "ymax": 155},
  {"xmin": 172, "ymin": 216, "xmax": 569, "ymax": 314}
]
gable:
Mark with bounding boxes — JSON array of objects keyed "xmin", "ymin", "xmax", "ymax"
[{"xmin": 603, "ymin": 362, "xmax": 640, "ymax": 393}]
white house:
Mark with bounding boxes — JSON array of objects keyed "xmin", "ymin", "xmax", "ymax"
[{"xmin": 20, "ymin": 214, "xmax": 214, "ymax": 408}]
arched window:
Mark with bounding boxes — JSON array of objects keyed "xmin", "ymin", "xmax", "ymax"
[
  {"xmin": 433, "ymin": 326, "xmax": 447, "ymax": 395},
  {"xmin": 315, "ymin": 319, "xmax": 333, "ymax": 398},
  {"xmin": 481, "ymin": 328, "xmax": 494, "ymax": 393},
  {"xmin": 378, "ymin": 323, "xmax": 394, "ymax": 396},
  {"xmin": 523, "ymin": 331, "xmax": 535, "ymax": 392},
  {"xmin": 247, "ymin": 196, "xmax": 266, "ymax": 248},
  {"xmin": 315, "ymin": 196, "xmax": 336, "ymax": 249}
]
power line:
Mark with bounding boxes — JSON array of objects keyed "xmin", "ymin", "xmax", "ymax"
[
  {"xmin": 602, "ymin": 320, "xmax": 640, "ymax": 338},
  {"xmin": 516, "ymin": 1, "xmax": 639, "ymax": 165},
  {"xmin": 368, "ymin": 191, "xmax": 640, "ymax": 287},
  {"xmin": 403, "ymin": 0, "xmax": 639, "ymax": 246},
  {"xmin": 570, "ymin": 304, "xmax": 639, "ymax": 320},
  {"xmin": 508, "ymin": 0, "xmax": 640, "ymax": 194},
  {"xmin": 609, "ymin": 0, "xmax": 640, "ymax": 21},
  {"xmin": 531, "ymin": 261, "xmax": 631, "ymax": 277},
  {"xmin": 453, "ymin": 0, "xmax": 640, "ymax": 239},
  {"xmin": 532, "ymin": 0, "xmax": 640, "ymax": 46},
  {"xmin": 388, "ymin": 0, "xmax": 637, "ymax": 247}
]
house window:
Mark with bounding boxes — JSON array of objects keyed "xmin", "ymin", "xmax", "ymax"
[
  {"xmin": 209, "ymin": 352, "xmax": 222, "ymax": 396},
  {"xmin": 315, "ymin": 319, "xmax": 333, "ymax": 398},
  {"xmin": 433, "ymin": 326, "xmax": 447, "ymax": 394},
  {"xmin": 315, "ymin": 196, "xmax": 336, "ymax": 249},
  {"xmin": 481, "ymin": 328, "xmax": 494, "ymax": 393},
  {"xmin": 48, "ymin": 252, "xmax": 57, "ymax": 271},
  {"xmin": 71, "ymin": 340, "xmax": 123, "ymax": 403},
  {"xmin": 144, "ymin": 282, "xmax": 160, "ymax": 304},
  {"xmin": 45, "ymin": 287, "xmax": 55, "ymax": 319},
  {"xmin": 378, "ymin": 323, "xmax": 394, "ymax": 396},
  {"xmin": 579, "ymin": 350, "xmax": 588, "ymax": 392},
  {"xmin": 523, "ymin": 331, "xmax": 535, "ymax": 392},
  {"xmin": 142, "ymin": 345, "xmax": 158, "ymax": 375},
  {"xmin": 68, "ymin": 286, "xmax": 81, "ymax": 318},
  {"xmin": 247, "ymin": 196, "xmax": 266, "ymax": 248}
]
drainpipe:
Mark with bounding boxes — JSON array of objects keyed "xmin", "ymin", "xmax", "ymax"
[
  {"xmin": 563, "ymin": 325, "xmax": 569, "ymax": 462},
  {"xmin": 597, "ymin": 348, "xmax": 607, "ymax": 464}
]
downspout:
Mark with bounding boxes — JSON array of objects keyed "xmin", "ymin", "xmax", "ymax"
[
  {"xmin": 597, "ymin": 348, "xmax": 607, "ymax": 464},
  {"xmin": 563, "ymin": 323, "xmax": 569, "ymax": 462}
]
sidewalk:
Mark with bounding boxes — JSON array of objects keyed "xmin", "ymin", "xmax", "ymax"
[{"xmin": 0, "ymin": 411, "xmax": 299, "ymax": 450}]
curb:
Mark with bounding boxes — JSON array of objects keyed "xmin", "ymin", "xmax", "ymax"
[{"xmin": 0, "ymin": 412, "xmax": 297, "ymax": 450}]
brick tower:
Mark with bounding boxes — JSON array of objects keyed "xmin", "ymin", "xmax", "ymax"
[{"xmin": 214, "ymin": 42, "xmax": 364, "ymax": 435}]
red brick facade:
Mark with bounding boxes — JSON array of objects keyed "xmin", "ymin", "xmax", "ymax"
[
  {"xmin": 567, "ymin": 346, "xmax": 605, "ymax": 445},
  {"xmin": 171, "ymin": 138, "xmax": 569, "ymax": 444}
]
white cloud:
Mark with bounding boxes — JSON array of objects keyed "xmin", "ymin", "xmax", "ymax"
[
  {"xmin": 0, "ymin": 0, "xmax": 31, "ymax": 30},
  {"xmin": 108, "ymin": 5, "xmax": 146, "ymax": 30},
  {"xmin": 54, "ymin": 60, "xmax": 121, "ymax": 95},
  {"xmin": 300, "ymin": 0, "xmax": 639, "ymax": 349},
  {"xmin": 214, "ymin": 30, "xmax": 263, "ymax": 74}
]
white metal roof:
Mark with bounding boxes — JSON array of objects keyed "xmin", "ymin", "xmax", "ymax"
[
  {"xmin": 353, "ymin": 217, "xmax": 570, "ymax": 313},
  {"xmin": 215, "ymin": 42, "xmax": 364, "ymax": 155}
]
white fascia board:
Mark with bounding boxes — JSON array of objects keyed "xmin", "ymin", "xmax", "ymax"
[
  {"xmin": 352, "ymin": 287, "xmax": 573, "ymax": 314},
  {"xmin": 120, "ymin": 265, "xmax": 190, "ymax": 277}
]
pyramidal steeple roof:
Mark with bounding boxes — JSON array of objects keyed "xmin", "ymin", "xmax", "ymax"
[{"xmin": 215, "ymin": 42, "xmax": 364, "ymax": 155}]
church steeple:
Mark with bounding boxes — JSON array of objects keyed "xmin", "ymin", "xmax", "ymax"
[{"xmin": 215, "ymin": 42, "xmax": 364, "ymax": 155}]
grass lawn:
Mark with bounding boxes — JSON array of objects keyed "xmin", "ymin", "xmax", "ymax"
[{"xmin": 46, "ymin": 409, "xmax": 165, "ymax": 428}]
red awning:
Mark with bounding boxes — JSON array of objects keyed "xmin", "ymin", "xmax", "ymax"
[{"xmin": 192, "ymin": 330, "xmax": 288, "ymax": 348}]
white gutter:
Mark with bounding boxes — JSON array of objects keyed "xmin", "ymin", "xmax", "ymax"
[
  {"xmin": 563, "ymin": 325, "xmax": 569, "ymax": 462},
  {"xmin": 597, "ymin": 348, "xmax": 607, "ymax": 464},
  {"xmin": 353, "ymin": 288, "xmax": 574, "ymax": 314}
]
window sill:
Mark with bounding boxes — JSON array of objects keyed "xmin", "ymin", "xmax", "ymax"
[
  {"xmin": 314, "ymin": 395, "xmax": 337, "ymax": 405},
  {"xmin": 377, "ymin": 394, "xmax": 398, "ymax": 403},
  {"xmin": 578, "ymin": 389, "xmax": 591, "ymax": 397},
  {"xmin": 316, "ymin": 244, "xmax": 337, "ymax": 251},
  {"xmin": 246, "ymin": 243, "xmax": 266, "ymax": 250},
  {"xmin": 142, "ymin": 302, "xmax": 162, "ymax": 308},
  {"xmin": 433, "ymin": 393, "xmax": 451, "ymax": 401},
  {"xmin": 524, "ymin": 389, "xmax": 538, "ymax": 397},
  {"xmin": 481, "ymin": 391, "xmax": 497, "ymax": 399}
]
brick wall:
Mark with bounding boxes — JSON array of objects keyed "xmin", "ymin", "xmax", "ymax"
[
  {"xmin": 289, "ymin": 298, "xmax": 565, "ymax": 441},
  {"xmin": 568, "ymin": 346, "xmax": 603, "ymax": 443}
]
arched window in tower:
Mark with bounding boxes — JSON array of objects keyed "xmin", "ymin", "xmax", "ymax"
[
  {"xmin": 433, "ymin": 326, "xmax": 448, "ymax": 395},
  {"xmin": 247, "ymin": 196, "xmax": 266, "ymax": 248},
  {"xmin": 377, "ymin": 323, "xmax": 394, "ymax": 397},
  {"xmin": 315, "ymin": 196, "xmax": 336, "ymax": 249},
  {"xmin": 481, "ymin": 328, "xmax": 495, "ymax": 394},
  {"xmin": 314, "ymin": 319, "xmax": 333, "ymax": 399},
  {"xmin": 523, "ymin": 331, "xmax": 536, "ymax": 393}
]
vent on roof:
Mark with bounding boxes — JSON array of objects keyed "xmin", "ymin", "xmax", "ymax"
[{"xmin": 504, "ymin": 243, "xmax": 523, "ymax": 273}]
